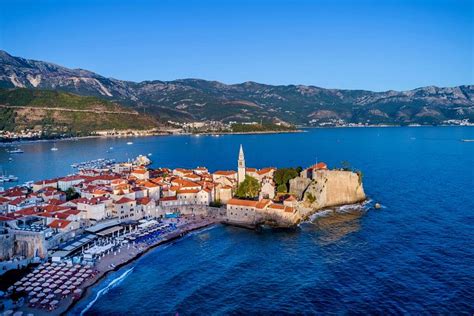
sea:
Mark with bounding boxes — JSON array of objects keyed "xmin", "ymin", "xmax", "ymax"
[{"xmin": 1, "ymin": 127, "xmax": 473, "ymax": 314}]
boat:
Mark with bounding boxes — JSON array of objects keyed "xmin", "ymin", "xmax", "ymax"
[
  {"xmin": 126, "ymin": 142, "xmax": 133, "ymax": 145},
  {"xmin": 7, "ymin": 148, "xmax": 23, "ymax": 154},
  {"xmin": 0, "ymin": 175, "xmax": 18, "ymax": 182},
  {"xmin": 461, "ymin": 139, "xmax": 474, "ymax": 142},
  {"xmin": 51, "ymin": 143, "xmax": 59, "ymax": 151}
]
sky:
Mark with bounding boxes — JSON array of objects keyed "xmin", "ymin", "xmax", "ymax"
[{"xmin": 0, "ymin": 0, "xmax": 472, "ymax": 91}]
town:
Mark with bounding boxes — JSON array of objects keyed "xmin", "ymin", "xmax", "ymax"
[{"xmin": 0, "ymin": 145, "xmax": 365, "ymax": 314}]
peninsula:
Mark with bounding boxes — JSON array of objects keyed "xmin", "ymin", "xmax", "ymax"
[{"xmin": 0, "ymin": 146, "xmax": 365, "ymax": 314}]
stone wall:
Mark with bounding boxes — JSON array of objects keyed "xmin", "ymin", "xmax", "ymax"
[
  {"xmin": 297, "ymin": 170, "xmax": 366, "ymax": 219},
  {"xmin": 0, "ymin": 230, "xmax": 14, "ymax": 260}
]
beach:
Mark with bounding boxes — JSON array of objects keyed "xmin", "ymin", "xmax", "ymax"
[{"xmin": 10, "ymin": 216, "xmax": 219, "ymax": 316}]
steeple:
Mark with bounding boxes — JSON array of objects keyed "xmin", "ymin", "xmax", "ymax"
[{"xmin": 238, "ymin": 144, "xmax": 246, "ymax": 184}]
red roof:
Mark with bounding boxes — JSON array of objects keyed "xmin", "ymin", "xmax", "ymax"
[
  {"xmin": 48, "ymin": 219, "xmax": 71, "ymax": 229},
  {"xmin": 160, "ymin": 196, "xmax": 177, "ymax": 201},
  {"xmin": 227, "ymin": 198, "xmax": 258, "ymax": 207},
  {"xmin": 310, "ymin": 162, "xmax": 328, "ymax": 170},
  {"xmin": 214, "ymin": 170, "xmax": 236, "ymax": 176},
  {"xmin": 116, "ymin": 197, "xmax": 135, "ymax": 204},
  {"xmin": 136, "ymin": 197, "xmax": 152, "ymax": 205}
]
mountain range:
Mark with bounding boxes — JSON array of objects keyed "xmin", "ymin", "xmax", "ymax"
[{"xmin": 1, "ymin": 50, "xmax": 473, "ymax": 126}]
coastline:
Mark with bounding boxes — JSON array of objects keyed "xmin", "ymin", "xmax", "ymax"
[
  {"xmin": 13, "ymin": 218, "xmax": 219, "ymax": 316},
  {"xmin": 62, "ymin": 219, "xmax": 219, "ymax": 316},
  {"xmin": 3, "ymin": 124, "xmax": 473, "ymax": 145},
  {"xmin": 0, "ymin": 129, "xmax": 303, "ymax": 145}
]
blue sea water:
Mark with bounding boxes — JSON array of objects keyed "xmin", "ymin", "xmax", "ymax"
[{"xmin": 1, "ymin": 127, "xmax": 474, "ymax": 314}]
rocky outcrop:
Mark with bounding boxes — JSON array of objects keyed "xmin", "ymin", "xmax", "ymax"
[
  {"xmin": 291, "ymin": 170, "xmax": 366, "ymax": 221},
  {"xmin": 289, "ymin": 177, "xmax": 312, "ymax": 200}
]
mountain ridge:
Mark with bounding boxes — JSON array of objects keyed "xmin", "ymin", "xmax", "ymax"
[{"xmin": 1, "ymin": 50, "xmax": 473, "ymax": 126}]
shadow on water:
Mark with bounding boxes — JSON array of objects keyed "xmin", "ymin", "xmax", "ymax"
[{"xmin": 304, "ymin": 208, "xmax": 365, "ymax": 245}]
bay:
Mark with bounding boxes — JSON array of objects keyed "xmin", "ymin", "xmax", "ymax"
[{"xmin": 2, "ymin": 127, "xmax": 474, "ymax": 314}]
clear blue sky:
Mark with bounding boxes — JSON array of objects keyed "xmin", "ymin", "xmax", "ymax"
[{"xmin": 0, "ymin": 0, "xmax": 472, "ymax": 91}]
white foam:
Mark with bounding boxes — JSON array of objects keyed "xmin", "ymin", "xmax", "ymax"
[{"xmin": 80, "ymin": 266, "xmax": 134, "ymax": 315}]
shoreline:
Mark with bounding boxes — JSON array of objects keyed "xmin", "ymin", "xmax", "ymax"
[
  {"xmin": 3, "ymin": 124, "xmax": 473, "ymax": 145},
  {"xmin": 0, "ymin": 129, "xmax": 302, "ymax": 145},
  {"xmin": 62, "ymin": 219, "xmax": 219, "ymax": 315},
  {"xmin": 12, "ymin": 218, "xmax": 219, "ymax": 316}
]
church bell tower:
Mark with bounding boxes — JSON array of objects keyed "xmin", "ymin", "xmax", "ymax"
[{"xmin": 238, "ymin": 144, "xmax": 246, "ymax": 184}]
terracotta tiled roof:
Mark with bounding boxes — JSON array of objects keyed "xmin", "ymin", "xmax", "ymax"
[
  {"xmin": 177, "ymin": 189, "xmax": 199, "ymax": 194},
  {"xmin": 227, "ymin": 198, "xmax": 258, "ymax": 207},
  {"xmin": 136, "ymin": 197, "xmax": 152, "ymax": 205},
  {"xmin": 48, "ymin": 219, "xmax": 71, "ymax": 229},
  {"xmin": 160, "ymin": 196, "xmax": 177, "ymax": 201},
  {"xmin": 214, "ymin": 170, "xmax": 236, "ymax": 176},
  {"xmin": 257, "ymin": 167, "xmax": 276, "ymax": 175},
  {"xmin": 116, "ymin": 197, "xmax": 135, "ymax": 204}
]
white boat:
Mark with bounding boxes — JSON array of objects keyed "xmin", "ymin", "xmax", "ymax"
[
  {"xmin": 51, "ymin": 146, "xmax": 58, "ymax": 151},
  {"xmin": 7, "ymin": 148, "xmax": 23, "ymax": 154},
  {"xmin": 126, "ymin": 142, "xmax": 133, "ymax": 145},
  {"xmin": 461, "ymin": 139, "xmax": 474, "ymax": 142}
]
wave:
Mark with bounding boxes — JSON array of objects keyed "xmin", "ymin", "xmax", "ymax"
[{"xmin": 79, "ymin": 266, "xmax": 134, "ymax": 316}]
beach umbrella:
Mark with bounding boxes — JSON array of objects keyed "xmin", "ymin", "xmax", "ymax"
[
  {"xmin": 25, "ymin": 287, "xmax": 33, "ymax": 292},
  {"xmin": 54, "ymin": 289, "xmax": 62, "ymax": 295},
  {"xmin": 32, "ymin": 282, "xmax": 40, "ymax": 287},
  {"xmin": 14, "ymin": 281, "xmax": 22, "ymax": 286},
  {"xmin": 27, "ymin": 273, "xmax": 34, "ymax": 278},
  {"xmin": 68, "ymin": 285, "xmax": 75, "ymax": 290},
  {"xmin": 43, "ymin": 282, "xmax": 50, "ymax": 287},
  {"xmin": 46, "ymin": 294, "xmax": 55, "ymax": 299},
  {"xmin": 59, "ymin": 285, "xmax": 68, "ymax": 290},
  {"xmin": 50, "ymin": 300, "xmax": 59, "ymax": 306},
  {"xmin": 77, "ymin": 277, "xmax": 84, "ymax": 282},
  {"xmin": 34, "ymin": 287, "xmax": 42, "ymax": 292},
  {"xmin": 73, "ymin": 281, "xmax": 81, "ymax": 286},
  {"xmin": 43, "ymin": 288, "xmax": 52, "ymax": 293},
  {"xmin": 37, "ymin": 293, "xmax": 45, "ymax": 298},
  {"xmin": 40, "ymin": 299, "xmax": 49, "ymax": 305},
  {"xmin": 49, "ymin": 283, "xmax": 57, "ymax": 289},
  {"xmin": 62, "ymin": 290, "xmax": 70, "ymax": 295},
  {"xmin": 64, "ymin": 281, "xmax": 72, "ymax": 286},
  {"xmin": 16, "ymin": 287, "xmax": 25, "ymax": 292},
  {"xmin": 45, "ymin": 262, "xmax": 51, "ymax": 266},
  {"xmin": 23, "ymin": 281, "xmax": 31, "ymax": 286},
  {"xmin": 60, "ymin": 276, "xmax": 68, "ymax": 281},
  {"xmin": 29, "ymin": 298, "xmax": 39, "ymax": 304},
  {"xmin": 37, "ymin": 278, "xmax": 45, "ymax": 282},
  {"xmin": 3, "ymin": 310, "xmax": 13, "ymax": 316},
  {"xmin": 65, "ymin": 272, "xmax": 72, "ymax": 276},
  {"xmin": 13, "ymin": 311, "xmax": 23, "ymax": 316},
  {"xmin": 73, "ymin": 289, "xmax": 82, "ymax": 294}
]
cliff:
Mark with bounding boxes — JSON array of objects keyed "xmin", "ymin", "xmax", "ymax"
[{"xmin": 291, "ymin": 170, "xmax": 366, "ymax": 220}]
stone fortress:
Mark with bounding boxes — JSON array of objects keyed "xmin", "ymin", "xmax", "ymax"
[{"xmin": 225, "ymin": 146, "xmax": 366, "ymax": 228}]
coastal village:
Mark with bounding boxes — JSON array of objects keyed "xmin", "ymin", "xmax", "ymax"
[{"xmin": 0, "ymin": 145, "xmax": 365, "ymax": 314}]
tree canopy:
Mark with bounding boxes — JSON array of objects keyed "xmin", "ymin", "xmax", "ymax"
[
  {"xmin": 273, "ymin": 167, "xmax": 302, "ymax": 193},
  {"xmin": 235, "ymin": 175, "xmax": 261, "ymax": 198}
]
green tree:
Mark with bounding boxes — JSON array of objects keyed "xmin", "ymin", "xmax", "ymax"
[
  {"xmin": 274, "ymin": 167, "xmax": 300, "ymax": 189},
  {"xmin": 235, "ymin": 175, "xmax": 261, "ymax": 199},
  {"xmin": 65, "ymin": 187, "xmax": 80, "ymax": 201},
  {"xmin": 277, "ymin": 183, "xmax": 287, "ymax": 193}
]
